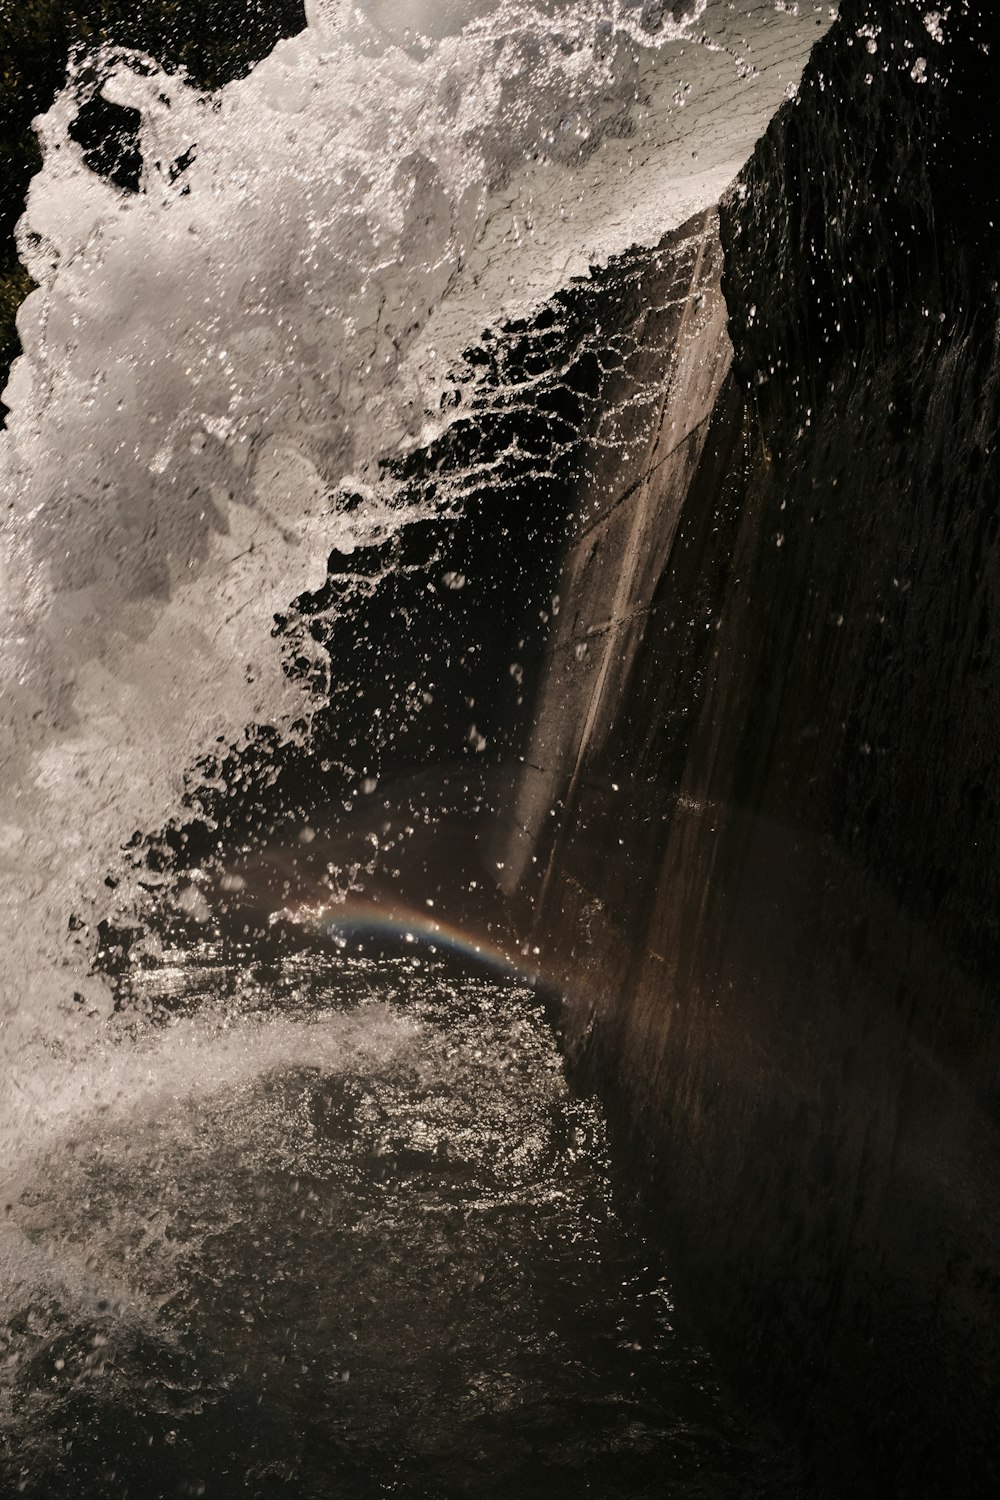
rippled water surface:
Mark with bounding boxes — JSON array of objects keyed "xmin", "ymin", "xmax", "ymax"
[{"xmin": 2, "ymin": 952, "xmax": 795, "ymax": 1497}]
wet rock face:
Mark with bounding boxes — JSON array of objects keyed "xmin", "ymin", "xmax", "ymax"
[
  {"xmin": 501, "ymin": 2, "xmax": 1000, "ymax": 1494},
  {"xmin": 717, "ymin": 0, "xmax": 1000, "ymax": 1048},
  {"xmin": 705, "ymin": 16, "xmax": 1000, "ymax": 1481},
  {"xmin": 722, "ymin": 0, "xmax": 1000, "ymax": 446}
]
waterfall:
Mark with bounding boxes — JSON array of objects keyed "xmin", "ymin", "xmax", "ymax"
[
  {"xmin": 0, "ymin": 5, "xmax": 839, "ymax": 1495},
  {"xmin": 0, "ymin": 0, "xmax": 831, "ymax": 1047}
]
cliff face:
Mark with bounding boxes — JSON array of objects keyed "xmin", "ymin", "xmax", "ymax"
[{"xmin": 499, "ymin": 3, "xmax": 1000, "ymax": 1493}]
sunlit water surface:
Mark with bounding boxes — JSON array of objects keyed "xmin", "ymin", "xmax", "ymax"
[{"xmin": 1, "ymin": 950, "xmax": 796, "ymax": 1497}]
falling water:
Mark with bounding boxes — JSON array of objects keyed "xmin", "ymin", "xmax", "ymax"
[{"xmin": 0, "ymin": 1, "xmax": 832, "ymax": 1492}]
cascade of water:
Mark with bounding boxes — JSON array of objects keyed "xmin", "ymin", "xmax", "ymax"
[
  {"xmin": 0, "ymin": 6, "xmax": 834, "ymax": 1494},
  {"xmin": 0, "ymin": 0, "xmax": 829, "ymax": 1135}
]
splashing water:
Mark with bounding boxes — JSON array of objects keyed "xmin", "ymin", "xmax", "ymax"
[
  {"xmin": 0, "ymin": 7, "xmax": 834, "ymax": 1488},
  {"xmin": 0, "ymin": 954, "xmax": 801, "ymax": 1498},
  {"xmin": 0, "ymin": 0, "xmax": 829, "ymax": 1035}
]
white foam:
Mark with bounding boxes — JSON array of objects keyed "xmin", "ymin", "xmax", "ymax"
[{"xmin": 0, "ymin": 1003, "xmax": 416, "ymax": 1203}]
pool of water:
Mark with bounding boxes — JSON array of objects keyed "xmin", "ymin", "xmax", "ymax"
[{"xmin": 1, "ymin": 950, "xmax": 798, "ymax": 1497}]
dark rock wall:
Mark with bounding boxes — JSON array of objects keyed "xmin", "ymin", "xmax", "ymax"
[{"xmin": 499, "ymin": 3, "xmax": 1000, "ymax": 1494}]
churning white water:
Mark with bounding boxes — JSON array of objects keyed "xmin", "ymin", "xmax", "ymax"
[
  {"xmin": 0, "ymin": 0, "xmax": 830, "ymax": 1047},
  {"xmin": 0, "ymin": 951, "xmax": 808, "ymax": 1498}
]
